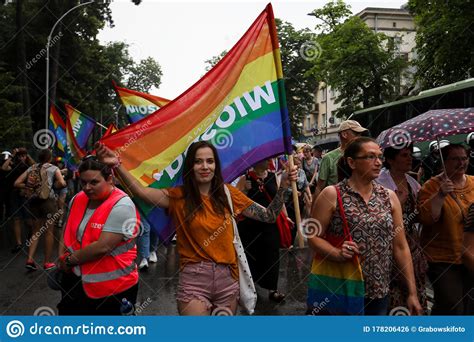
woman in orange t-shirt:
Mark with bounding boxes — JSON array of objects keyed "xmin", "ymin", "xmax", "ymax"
[
  {"xmin": 419, "ymin": 144, "xmax": 474, "ymax": 315},
  {"xmin": 96, "ymin": 141, "xmax": 296, "ymax": 315}
]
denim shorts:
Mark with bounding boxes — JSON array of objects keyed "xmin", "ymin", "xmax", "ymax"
[{"xmin": 177, "ymin": 261, "xmax": 239, "ymax": 310}]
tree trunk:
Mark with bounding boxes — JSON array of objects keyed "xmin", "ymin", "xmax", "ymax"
[{"xmin": 15, "ymin": 0, "xmax": 33, "ymax": 136}]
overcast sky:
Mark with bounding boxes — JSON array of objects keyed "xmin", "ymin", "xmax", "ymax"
[{"xmin": 98, "ymin": 0, "xmax": 407, "ymax": 99}]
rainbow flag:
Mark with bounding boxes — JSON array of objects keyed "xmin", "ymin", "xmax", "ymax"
[
  {"xmin": 113, "ymin": 81, "xmax": 171, "ymax": 123},
  {"xmin": 102, "ymin": 4, "xmax": 291, "ymax": 240},
  {"xmin": 65, "ymin": 109, "xmax": 86, "ymax": 170},
  {"xmin": 48, "ymin": 105, "xmax": 67, "ymax": 153},
  {"xmin": 65, "ymin": 104, "xmax": 96, "ymax": 150}
]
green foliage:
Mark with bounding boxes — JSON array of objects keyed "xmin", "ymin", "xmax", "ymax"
[
  {"xmin": 126, "ymin": 57, "xmax": 163, "ymax": 92},
  {"xmin": 0, "ymin": 1, "xmax": 163, "ymax": 149},
  {"xmin": 276, "ymin": 19, "xmax": 319, "ymax": 138},
  {"xmin": 0, "ymin": 64, "xmax": 29, "ymax": 148},
  {"xmin": 308, "ymin": 0, "xmax": 351, "ymax": 33},
  {"xmin": 308, "ymin": 2, "xmax": 407, "ymax": 118},
  {"xmin": 204, "ymin": 20, "xmax": 318, "ymax": 138},
  {"xmin": 408, "ymin": 0, "xmax": 474, "ymax": 89},
  {"xmin": 204, "ymin": 50, "xmax": 228, "ymax": 72}
]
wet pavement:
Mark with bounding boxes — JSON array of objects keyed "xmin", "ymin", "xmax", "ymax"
[{"xmin": 0, "ymin": 224, "xmax": 312, "ymax": 315}]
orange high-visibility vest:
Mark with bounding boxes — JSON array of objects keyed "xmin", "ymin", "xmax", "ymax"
[{"xmin": 64, "ymin": 188, "xmax": 139, "ymax": 299}]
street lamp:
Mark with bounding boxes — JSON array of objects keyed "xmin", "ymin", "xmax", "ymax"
[{"xmin": 45, "ymin": 0, "xmax": 94, "ymax": 130}]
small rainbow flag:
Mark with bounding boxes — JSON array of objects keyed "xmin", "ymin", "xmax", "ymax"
[
  {"xmin": 65, "ymin": 104, "xmax": 96, "ymax": 150},
  {"xmin": 102, "ymin": 4, "xmax": 291, "ymax": 240},
  {"xmin": 65, "ymin": 109, "xmax": 86, "ymax": 170},
  {"xmin": 48, "ymin": 105, "xmax": 67, "ymax": 153},
  {"xmin": 113, "ymin": 81, "xmax": 171, "ymax": 123}
]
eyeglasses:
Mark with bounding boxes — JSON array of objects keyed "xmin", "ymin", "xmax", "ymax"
[{"xmin": 353, "ymin": 155, "xmax": 385, "ymax": 162}]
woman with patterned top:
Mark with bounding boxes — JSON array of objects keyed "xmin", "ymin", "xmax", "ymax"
[
  {"xmin": 376, "ymin": 145, "xmax": 428, "ymax": 314},
  {"xmin": 419, "ymin": 144, "xmax": 474, "ymax": 315},
  {"xmin": 309, "ymin": 137, "xmax": 423, "ymax": 315},
  {"xmin": 96, "ymin": 141, "xmax": 297, "ymax": 315}
]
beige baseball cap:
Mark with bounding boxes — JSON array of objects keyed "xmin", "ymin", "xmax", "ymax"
[{"xmin": 338, "ymin": 120, "xmax": 368, "ymax": 133}]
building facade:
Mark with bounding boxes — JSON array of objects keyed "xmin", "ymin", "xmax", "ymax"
[{"xmin": 303, "ymin": 6, "xmax": 416, "ymax": 146}]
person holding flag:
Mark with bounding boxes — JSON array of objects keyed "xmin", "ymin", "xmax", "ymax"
[{"xmin": 96, "ymin": 141, "xmax": 297, "ymax": 315}]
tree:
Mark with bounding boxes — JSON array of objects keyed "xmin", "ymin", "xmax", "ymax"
[
  {"xmin": 308, "ymin": 1, "xmax": 408, "ymax": 118},
  {"xmin": 307, "ymin": 0, "xmax": 351, "ymax": 33},
  {"xmin": 204, "ymin": 50, "xmax": 228, "ymax": 71},
  {"xmin": 276, "ymin": 19, "xmax": 319, "ymax": 138},
  {"xmin": 408, "ymin": 0, "xmax": 474, "ymax": 89},
  {"xmin": 0, "ymin": 64, "xmax": 28, "ymax": 148},
  {"xmin": 204, "ymin": 21, "xmax": 318, "ymax": 138},
  {"xmin": 0, "ymin": 1, "xmax": 163, "ymax": 149},
  {"xmin": 126, "ymin": 57, "xmax": 163, "ymax": 92}
]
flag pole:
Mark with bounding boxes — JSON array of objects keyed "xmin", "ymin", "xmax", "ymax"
[{"xmin": 288, "ymin": 154, "xmax": 304, "ymax": 248}]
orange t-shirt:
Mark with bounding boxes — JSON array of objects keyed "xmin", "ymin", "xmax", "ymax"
[
  {"xmin": 167, "ymin": 184, "xmax": 253, "ymax": 279},
  {"xmin": 419, "ymin": 175, "xmax": 474, "ymax": 263}
]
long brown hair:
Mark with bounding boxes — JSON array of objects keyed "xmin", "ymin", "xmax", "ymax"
[{"xmin": 182, "ymin": 141, "xmax": 231, "ymax": 219}]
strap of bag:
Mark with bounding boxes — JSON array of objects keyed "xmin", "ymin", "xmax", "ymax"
[
  {"xmin": 223, "ymin": 185, "xmax": 238, "ymax": 238},
  {"xmin": 334, "ymin": 185, "xmax": 352, "ymax": 242}
]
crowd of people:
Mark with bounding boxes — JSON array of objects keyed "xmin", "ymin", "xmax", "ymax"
[{"xmin": 1, "ymin": 119, "xmax": 473, "ymax": 316}]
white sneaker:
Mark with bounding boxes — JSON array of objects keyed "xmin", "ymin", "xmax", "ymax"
[
  {"xmin": 149, "ymin": 251, "xmax": 158, "ymax": 263},
  {"xmin": 138, "ymin": 258, "xmax": 148, "ymax": 270}
]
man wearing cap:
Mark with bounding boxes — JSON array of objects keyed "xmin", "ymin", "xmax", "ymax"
[{"xmin": 312, "ymin": 120, "xmax": 368, "ymax": 202}]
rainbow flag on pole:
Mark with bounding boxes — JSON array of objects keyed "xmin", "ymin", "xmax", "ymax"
[
  {"xmin": 102, "ymin": 4, "xmax": 291, "ymax": 240},
  {"xmin": 113, "ymin": 82, "xmax": 171, "ymax": 123},
  {"xmin": 65, "ymin": 109, "xmax": 86, "ymax": 170},
  {"xmin": 65, "ymin": 104, "xmax": 96, "ymax": 150},
  {"xmin": 48, "ymin": 105, "xmax": 67, "ymax": 153}
]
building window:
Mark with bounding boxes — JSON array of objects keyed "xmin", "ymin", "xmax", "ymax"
[
  {"xmin": 320, "ymin": 88, "xmax": 327, "ymax": 102},
  {"xmin": 306, "ymin": 116, "xmax": 311, "ymax": 130},
  {"xmin": 321, "ymin": 113, "xmax": 327, "ymax": 128},
  {"xmin": 330, "ymin": 89, "xmax": 336, "ymax": 99},
  {"xmin": 393, "ymin": 22, "xmax": 397, "ymax": 28}
]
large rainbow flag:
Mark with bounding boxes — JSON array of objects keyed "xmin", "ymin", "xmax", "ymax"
[
  {"xmin": 113, "ymin": 81, "xmax": 171, "ymax": 123},
  {"xmin": 48, "ymin": 105, "xmax": 67, "ymax": 153},
  {"xmin": 65, "ymin": 104, "xmax": 96, "ymax": 150},
  {"xmin": 102, "ymin": 4, "xmax": 291, "ymax": 240}
]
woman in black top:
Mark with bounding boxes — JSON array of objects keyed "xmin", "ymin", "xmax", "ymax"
[{"xmin": 237, "ymin": 159, "xmax": 286, "ymax": 302}]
